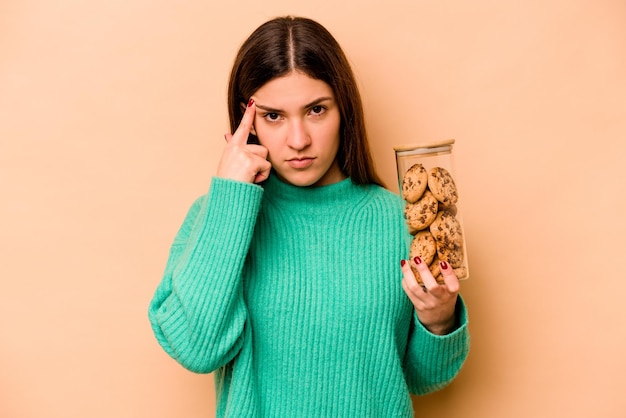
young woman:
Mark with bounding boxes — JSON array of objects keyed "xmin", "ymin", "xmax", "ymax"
[{"xmin": 149, "ymin": 15, "xmax": 469, "ymax": 417}]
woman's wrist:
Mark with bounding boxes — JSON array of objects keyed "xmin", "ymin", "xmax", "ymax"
[{"xmin": 421, "ymin": 310, "xmax": 458, "ymax": 335}]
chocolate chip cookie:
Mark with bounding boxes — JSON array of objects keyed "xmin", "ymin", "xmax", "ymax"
[
  {"xmin": 429, "ymin": 210, "xmax": 464, "ymax": 268},
  {"xmin": 409, "ymin": 231, "xmax": 437, "ymax": 266},
  {"xmin": 402, "ymin": 163, "xmax": 428, "ymax": 204},
  {"xmin": 428, "ymin": 167, "xmax": 458, "ymax": 207},
  {"xmin": 404, "ymin": 190, "xmax": 438, "ymax": 232}
]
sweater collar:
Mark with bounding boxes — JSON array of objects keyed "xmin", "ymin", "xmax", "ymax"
[{"xmin": 262, "ymin": 174, "xmax": 364, "ymax": 212}]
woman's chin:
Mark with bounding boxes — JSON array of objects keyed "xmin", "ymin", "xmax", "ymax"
[{"xmin": 274, "ymin": 172, "xmax": 319, "ymax": 187}]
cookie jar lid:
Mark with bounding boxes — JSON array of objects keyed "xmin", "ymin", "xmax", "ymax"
[{"xmin": 393, "ymin": 138, "xmax": 455, "ymax": 156}]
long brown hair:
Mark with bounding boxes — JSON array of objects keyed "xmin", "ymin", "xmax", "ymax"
[{"xmin": 227, "ymin": 16, "xmax": 384, "ymax": 187}]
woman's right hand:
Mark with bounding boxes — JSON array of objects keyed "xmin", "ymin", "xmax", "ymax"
[{"xmin": 216, "ymin": 99, "xmax": 272, "ymax": 184}]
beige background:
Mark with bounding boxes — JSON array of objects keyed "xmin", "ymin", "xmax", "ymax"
[{"xmin": 1, "ymin": 0, "xmax": 625, "ymax": 417}]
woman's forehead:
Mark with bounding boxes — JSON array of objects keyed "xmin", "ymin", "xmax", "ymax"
[{"xmin": 252, "ymin": 72, "xmax": 334, "ymax": 111}]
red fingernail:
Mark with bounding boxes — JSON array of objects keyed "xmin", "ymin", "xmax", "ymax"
[
  {"xmin": 400, "ymin": 259, "xmax": 406, "ymax": 267},
  {"xmin": 440, "ymin": 260, "xmax": 449, "ymax": 270},
  {"xmin": 247, "ymin": 98, "xmax": 254, "ymax": 107},
  {"xmin": 413, "ymin": 256, "xmax": 422, "ymax": 265}
]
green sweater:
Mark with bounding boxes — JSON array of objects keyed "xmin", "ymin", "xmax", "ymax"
[{"xmin": 149, "ymin": 175, "xmax": 470, "ymax": 417}]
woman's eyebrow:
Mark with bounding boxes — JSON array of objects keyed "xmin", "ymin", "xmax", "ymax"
[
  {"xmin": 254, "ymin": 103, "xmax": 281, "ymax": 112},
  {"xmin": 255, "ymin": 96, "xmax": 333, "ymax": 112},
  {"xmin": 304, "ymin": 96, "xmax": 333, "ymax": 108}
]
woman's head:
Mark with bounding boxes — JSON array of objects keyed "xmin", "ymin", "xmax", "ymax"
[{"xmin": 227, "ymin": 16, "xmax": 383, "ymax": 186}]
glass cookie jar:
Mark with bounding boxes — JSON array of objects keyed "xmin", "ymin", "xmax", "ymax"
[{"xmin": 394, "ymin": 139, "xmax": 469, "ymax": 281}]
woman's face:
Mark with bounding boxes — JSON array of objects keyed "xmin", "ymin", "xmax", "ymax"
[{"xmin": 251, "ymin": 71, "xmax": 345, "ymax": 187}]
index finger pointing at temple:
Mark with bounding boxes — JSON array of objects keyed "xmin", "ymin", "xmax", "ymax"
[{"xmin": 229, "ymin": 98, "xmax": 256, "ymax": 144}]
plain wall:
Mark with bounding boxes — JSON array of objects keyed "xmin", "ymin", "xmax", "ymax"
[{"xmin": 1, "ymin": 0, "xmax": 625, "ymax": 417}]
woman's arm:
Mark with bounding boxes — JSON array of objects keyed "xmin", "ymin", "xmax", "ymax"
[
  {"xmin": 148, "ymin": 177, "xmax": 263, "ymax": 373},
  {"xmin": 400, "ymin": 254, "xmax": 470, "ymax": 394},
  {"xmin": 402, "ymin": 297, "xmax": 470, "ymax": 394}
]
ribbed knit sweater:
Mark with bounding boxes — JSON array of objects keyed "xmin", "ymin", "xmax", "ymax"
[{"xmin": 148, "ymin": 175, "xmax": 470, "ymax": 417}]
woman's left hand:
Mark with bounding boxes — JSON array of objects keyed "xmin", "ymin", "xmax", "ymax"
[{"xmin": 400, "ymin": 257, "xmax": 460, "ymax": 335}]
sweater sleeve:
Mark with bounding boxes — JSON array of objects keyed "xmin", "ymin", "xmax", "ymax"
[
  {"xmin": 148, "ymin": 177, "xmax": 264, "ymax": 373},
  {"xmin": 402, "ymin": 296, "xmax": 470, "ymax": 395}
]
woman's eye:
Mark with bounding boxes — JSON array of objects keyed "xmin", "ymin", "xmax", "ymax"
[
  {"xmin": 311, "ymin": 105, "xmax": 325, "ymax": 115},
  {"xmin": 264, "ymin": 112, "xmax": 279, "ymax": 121}
]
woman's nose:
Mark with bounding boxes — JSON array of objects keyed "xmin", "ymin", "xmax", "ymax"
[{"xmin": 286, "ymin": 120, "xmax": 311, "ymax": 150}]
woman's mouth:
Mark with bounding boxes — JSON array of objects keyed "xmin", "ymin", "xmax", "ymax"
[{"xmin": 287, "ymin": 157, "xmax": 315, "ymax": 169}]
